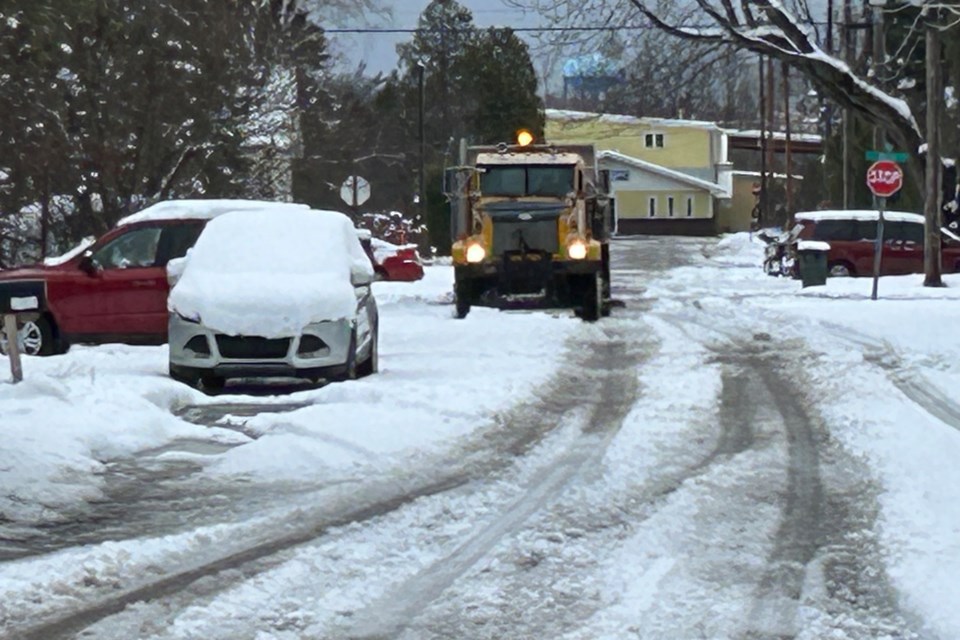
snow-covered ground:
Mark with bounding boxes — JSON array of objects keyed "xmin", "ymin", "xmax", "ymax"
[{"xmin": 2, "ymin": 234, "xmax": 960, "ymax": 639}]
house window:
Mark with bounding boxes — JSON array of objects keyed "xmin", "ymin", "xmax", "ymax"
[
  {"xmin": 648, "ymin": 197, "xmax": 657, "ymax": 217},
  {"xmin": 686, "ymin": 197, "xmax": 694, "ymax": 217},
  {"xmin": 610, "ymin": 169, "xmax": 630, "ymax": 181},
  {"xmin": 644, "ymin": 133, "xmax": 664, "ymax": 149},
  {"xmin": 667, "ymin": 196, "xmax": 675, "ymax": 217}
]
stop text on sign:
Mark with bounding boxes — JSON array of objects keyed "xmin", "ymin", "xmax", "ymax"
[{"xmin": 866, "ymin": 160, "xmax": 904, "ymax": 198}]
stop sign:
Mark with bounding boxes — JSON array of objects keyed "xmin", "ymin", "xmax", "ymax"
[{"xmin": 866, "ymin": 160, "xmax": 904, "ymax": 198}]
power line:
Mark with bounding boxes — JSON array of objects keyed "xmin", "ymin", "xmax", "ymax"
[{"xmin": 325, "ymin": 23, "xmax": 829, "ymax": 34}]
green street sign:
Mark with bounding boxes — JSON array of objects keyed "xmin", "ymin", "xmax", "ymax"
[{"xmin": 866, "ymin": 150, "xmax": 910, "ymax": 162}]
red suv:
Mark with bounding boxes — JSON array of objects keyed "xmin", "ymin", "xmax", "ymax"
[
  {"xmin": 794, "ymin": 210, "xmax": 960, "ymax": 277},
  {"xmin": 0, "ymin": 200, "xmax": 427, "ymax": 356},
  {"xmin": 0, "ymin": 200, "xmax": 327, "ymax": 355}
]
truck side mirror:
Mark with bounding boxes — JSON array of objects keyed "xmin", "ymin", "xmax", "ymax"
[{"xmin": 597, "ymin": 169, "xmax": 611, "ymax": 196}]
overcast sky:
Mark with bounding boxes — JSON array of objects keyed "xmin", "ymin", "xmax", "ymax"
[{"xmin": 326, "ymin": 1, "xmax": 543, "ymax": 77}]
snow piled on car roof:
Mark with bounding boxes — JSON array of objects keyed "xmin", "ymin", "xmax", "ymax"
[
  {"xmin": 169, "ymin": 208, "xmax": 374, "ymax": 337},
  {"xmin": 795, "ymin": 209, "xmax": 923, "ymax": 224},
  {"xmin": 117, "ymin": 199, "xmax": 310, "ymax": 227}
]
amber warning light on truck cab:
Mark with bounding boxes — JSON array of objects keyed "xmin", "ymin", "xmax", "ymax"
[{"xmin": 516, "ymin": 129, "xmax": 534, "ymax": 147}]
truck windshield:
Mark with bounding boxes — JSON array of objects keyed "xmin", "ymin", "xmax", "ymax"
[{"xmin": 479, "ymin": 165, "xmax": 574, "ymax": 197}]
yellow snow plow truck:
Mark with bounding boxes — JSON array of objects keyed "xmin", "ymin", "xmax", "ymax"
[{"xmin": 443, "ymin": 133, "xmax": 612, "ymax": 321}]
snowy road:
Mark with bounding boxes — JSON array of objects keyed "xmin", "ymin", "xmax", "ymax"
[{"xmin": 3, "ymin": 236, "xmax": 960, "ymax": 639}]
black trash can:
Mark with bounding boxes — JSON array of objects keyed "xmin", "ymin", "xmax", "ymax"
[{"xmin": 797, "ymin": 241, "xmax": 830, "ymax": 288}]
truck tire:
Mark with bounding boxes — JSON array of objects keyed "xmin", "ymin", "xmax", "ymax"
[
  {"xmin": 454, "ymin": 282, "xmax": 471, "ymax": 319},
  {"xmin": 582, "ymin": 272, "xmax": 602, "ymax": 322}
]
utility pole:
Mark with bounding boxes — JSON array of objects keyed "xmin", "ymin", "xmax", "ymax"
[
  {"xmin": 870, "ymin": 0, "xmax": 886, "ymax": 154},
  {"xmin": 759, "ymin": 55, "xmax": 768, "ymax": 227},
  {"xmin": 924, "ymin": 10, "xmax": 943, "ymax": 286},
  {"xmin": 417, "ymin": 59, "xmax": 426, "ymax": 226},
  {"xmin": 842, "ymin": 0, "xmax": 854, "ymax": 209},
  {"xmin": 783, "ymin": 62, "xmax": 793, "ymax": 223}
]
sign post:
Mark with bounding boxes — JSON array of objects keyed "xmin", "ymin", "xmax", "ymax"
[
  {"xmin": 865, "ymin": 159, "xmax": 904, "ymax": 300},
  {"xmin": 3, "ymin": 314, "xmax": 23, "ymax": 383}
]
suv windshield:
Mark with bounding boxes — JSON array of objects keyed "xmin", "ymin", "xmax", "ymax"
[{"xmin": 479, "ymin": 165, "xmax": 575, "ymax": 197}]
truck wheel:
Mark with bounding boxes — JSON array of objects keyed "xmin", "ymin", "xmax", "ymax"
[
  {"xmin": 582, "ymin": 272, "xmax": 602, "ymax": 322},
  {"xmin": 454, "ymin": 283, "xmax": 471, "ymax": 319}
]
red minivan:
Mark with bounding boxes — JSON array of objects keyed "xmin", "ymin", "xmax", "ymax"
[{"xmin": 794, "ymin": 210, "xmax": 960, "ymax": 277}]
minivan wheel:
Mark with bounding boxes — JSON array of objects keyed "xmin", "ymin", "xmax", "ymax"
[
  {"xmin": 828, "ymin": 262, "xmax": 853, "ymax": 277},
  {"xmin": 0, "ymin": 315, "xmax": 59, "ymax": 356}
]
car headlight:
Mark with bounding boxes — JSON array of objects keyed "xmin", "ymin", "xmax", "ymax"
[
  {"xmin": 466, "ymin": 243, "xmax": 486, "ymax": 263},
  {"xmin": 568, "ymin": 239, "xmax": 588, "ymax": 260}
]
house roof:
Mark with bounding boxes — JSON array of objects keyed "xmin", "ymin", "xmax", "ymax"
[
  {"xmin": 598, "ymin": 150, "xmax": 731, "ymax": 198},
  {"xmin": 546, "ymin": 109, "xmax": 723, "ymax": 132}
]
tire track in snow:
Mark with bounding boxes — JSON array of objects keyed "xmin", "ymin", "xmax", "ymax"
[
  {"xmin": 819, "ymin": 319, "xmax": 960, "ymax": 435},
  {"xmin": 665, "ymin": 313, "xmax": 924, "ymax": 639},
  {"xmin": 12, "ymin": 327, "xmax": 650, "ymax": 640},
  {"xmin": 339, "ymin": 327, "xmax": 646, "ymax": 640},
  {"xmin": 387, "ymin": 357, "xmax": 761, "ymax": 640}
]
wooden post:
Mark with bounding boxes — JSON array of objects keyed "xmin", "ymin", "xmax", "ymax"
[
  {"xmin": 924, "ymin": 16, "xmax": 943, "ymax": 286},
  {"xmin": 3, "ymin": 314, "xmax": 23, "ymax": 383},
  {"xmin": 842, "ymin": 0, "xmax": 854, "ymax": 209},
  {"xmin": 783, "ymin": 62, "xmax": 793, "ymax": 223}
]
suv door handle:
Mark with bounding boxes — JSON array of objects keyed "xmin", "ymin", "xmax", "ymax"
[{"xmin": 131, "ymin": 279, "xmax": 156, "ymax": 287}]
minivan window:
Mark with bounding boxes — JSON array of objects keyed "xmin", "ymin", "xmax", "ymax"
[{"xmin": 813, "ymin": 220, "xmax": 854, "ymax": 241}]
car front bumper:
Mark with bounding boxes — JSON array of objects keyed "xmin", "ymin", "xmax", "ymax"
[{"xmin": 168, "ymin": 314, "xmax": 354, "ymax": 380}]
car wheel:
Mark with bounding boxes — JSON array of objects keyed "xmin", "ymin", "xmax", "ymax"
[
  {"xmin": 169, "ymin": 364, "xmax": 200, "ymax": 388},
  {"xmin": 0, "ymin": 315, "xmax": 60, "ymax": 356},
  {"xmin": 200, "ymin": 375, "xmax": 225, "ymax": 393},
  {"xmin": 828, "ymin": 262, "xmax": 853, "ymax": 277},
  {"xmin": 581, "ymin": 272, "xmax": 602, "ymax": 322},
  {"xmin": 357, "ymin": 323, "xmax": 378, "ymax": 378},
  {"xmin": 331, "ymin": 330, "xmax": 358, "ymax": 382}
]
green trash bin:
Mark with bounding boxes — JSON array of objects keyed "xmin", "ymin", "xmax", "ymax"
[{"xmin": 797, "ymin": 241, "xmax": 830, "ymax": 287}]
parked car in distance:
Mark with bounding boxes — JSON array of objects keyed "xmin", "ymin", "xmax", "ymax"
[
  {"xmin": 356, "ymin": 229, "xmax": 425, "ymax": 282},
  {"xmin": 168, "ymin": 207, "xmax": 378, "ymax": 391},
  {"xmin": 0, "ymin": 199, "xmax": 387, "ymax": 356},
  {"xmin": 794, "ymin": 210, "xmax": 960, "ymax": 277}
]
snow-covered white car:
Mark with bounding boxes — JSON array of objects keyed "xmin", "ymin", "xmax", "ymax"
[{"xmin": 167, "ymin": 207, "xmax": 378, "ymax": 390}]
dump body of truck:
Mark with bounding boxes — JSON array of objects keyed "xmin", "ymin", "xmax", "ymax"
[{"xmin": 444, "ymin": 141, "xmax": 611, "ymax": 320}]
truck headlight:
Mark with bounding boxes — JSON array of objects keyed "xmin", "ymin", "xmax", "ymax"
[
  {"xmin": 466, "ymin": 243, "xmax": 486, "ymax": 263},
  {"xmin": 568, "ymin": 240, "xmax": 588, "ymax": 260}
]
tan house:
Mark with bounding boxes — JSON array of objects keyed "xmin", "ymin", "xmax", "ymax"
[{"xmin": 545, "ymin": 109, "xmax": 734, "ymax": 235}]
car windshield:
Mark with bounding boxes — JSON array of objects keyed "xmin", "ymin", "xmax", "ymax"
[{"xmin": 479, "ymin": 165, "xmax": 575, "ymax": 197}]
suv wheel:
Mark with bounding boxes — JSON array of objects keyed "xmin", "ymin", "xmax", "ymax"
[{"xmin": 0, "ymin": 315, "xmax": 60, "ymax": 356}]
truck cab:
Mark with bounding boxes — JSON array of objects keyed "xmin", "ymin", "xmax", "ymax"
[{"xmin": 444, "ymin": 134, "xmax": 611, "ymax": 320}]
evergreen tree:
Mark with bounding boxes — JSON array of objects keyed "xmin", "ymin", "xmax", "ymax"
[{"xmin": 461, "ymin": 27, "xmax": 544, "ymax": 144}]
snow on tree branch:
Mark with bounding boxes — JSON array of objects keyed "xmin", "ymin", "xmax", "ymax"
[{"xmin": 627, "ymin": 0, "xmax": 924, "ymax": 154}]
